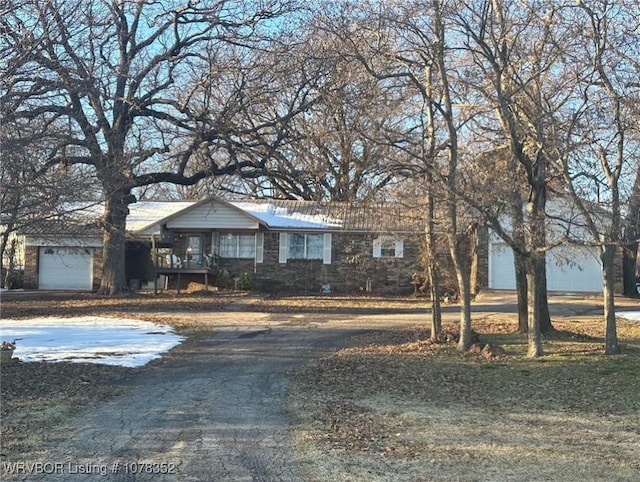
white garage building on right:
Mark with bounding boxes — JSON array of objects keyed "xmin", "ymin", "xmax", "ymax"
[
  {"xmin": 488, "ymin": 241, "xmax": 604, "ymax": 293},
  {"xmin": 484, "ymin": 198, "xmax": 622, "ymax": 294}
]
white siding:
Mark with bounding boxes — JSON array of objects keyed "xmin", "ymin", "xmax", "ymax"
[
  {"xmin": 489, "ymin": 242, "xmax": 603, "ymax": 292},
  {"xmin": 166, "ymin": 201, "xmax": 259, "ymax": 230}
]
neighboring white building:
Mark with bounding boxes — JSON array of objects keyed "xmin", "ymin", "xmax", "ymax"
[{"xmin": 487, "ymin": 198, "xmax": 611, "ymax": 293}]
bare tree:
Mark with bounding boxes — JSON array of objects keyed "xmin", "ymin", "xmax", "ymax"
[
  {"xmin": 2, "ymin": 0, "xmax": 308, "ymax": 294},
  {"xmin": 450, "ymin": 0, "xmax": 578, "ymax": 356},
  {"xmin": 320, "ymin": 0, "xmax": 476, "ymax": 348},
  {"xmin": 202, "ymin": 18, "xmax": 408, "ymax": 202},
  {"xmin": 0, "ymin": 110, "xmax": 100, "ymax": 287},
  {"xmin": 551, "ymin": 0, "xmax": 640, "ymax": 354}
]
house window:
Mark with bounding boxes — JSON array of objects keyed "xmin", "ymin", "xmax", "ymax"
[
  {"xmin": 373, "ymin": 236, "xmax": 404, "ymax": 258},
  {"xmin": 279, "ymin": 233, "xmax": 331, "ymax": 264},
  {"xmin": 288, "ymin": 233, "xmax": 323, "ymax": 260},
  {"xmin": 220, "ymin": 233, "xmax": 255, "ymax": 258}
]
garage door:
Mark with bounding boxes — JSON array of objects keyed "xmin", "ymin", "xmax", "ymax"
[
  {"xmin": 546, "ymin": 246, "xmax": 602, "ymax": 292},
  {"xmin": 489, "ymin": 243, "xmax": 602, "ymax": 292},
  {"xmin": 489, "ymin": 243, "xmax": 517, "ymax": 290},
  {"xmin": 39, "ymin": 247, "xmax": 94, "ymax": 290}
]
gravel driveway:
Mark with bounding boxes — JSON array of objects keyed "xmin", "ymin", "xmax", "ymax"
[{"xmin": 17, "ymin": 313, "xmax": 374, "ymax": 482}]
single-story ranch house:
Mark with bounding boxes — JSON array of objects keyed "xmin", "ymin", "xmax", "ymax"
[{"xmin": 17, "ymin": 197, "xmax": 621, "ymax": 294}]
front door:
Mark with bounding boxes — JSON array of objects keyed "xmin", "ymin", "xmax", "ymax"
[{"xmin": 186, "ymin": 235, "xmax": 203, "ymax": 267}]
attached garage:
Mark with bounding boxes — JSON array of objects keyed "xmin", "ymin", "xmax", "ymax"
[
  {"xmin": 489, "ymin": 242, "xmax": 603, "ymax": 293},
  {"xmin": 38, "ymin": 247, "xmax": 95, "ymax": 290}
]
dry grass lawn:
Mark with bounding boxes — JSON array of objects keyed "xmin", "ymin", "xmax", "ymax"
[{"xmin": 288, "ymin": 313, "xmax": 640, "ymax": 481}]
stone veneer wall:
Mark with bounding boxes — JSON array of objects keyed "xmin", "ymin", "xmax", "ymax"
[
  {"xmin": 215, "ymin": 231, "xmax": 424, "ymax": 294},
  {"xmin": 23, "ymin": 246, "xmax": 38, "ymax": 289}
]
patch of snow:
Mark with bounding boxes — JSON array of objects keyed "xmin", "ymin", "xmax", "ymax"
[
  {"xmin": 61, "ymin": 201, "xmax": 197, "ymax": 232},
  {"xmin": 127, "ymin": 201, "xmax": 197, "ymax": 231},
  {"xmin": 617, "ymin": 312, "xmax": 640, "ymax": 322},
  {"xmin": 234, "ymin": 202, "xmax": 343, "ymax": 229},
  {"xmin": 0, "ymin": 317, "xmax": 184, "ymax": 367}
]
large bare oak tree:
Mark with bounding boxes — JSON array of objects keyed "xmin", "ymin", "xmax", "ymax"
[{"xmin": 1, "ymin": 0, "xmax": 310, "ymax": 294}]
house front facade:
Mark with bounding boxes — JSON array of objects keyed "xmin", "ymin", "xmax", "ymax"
[
  {"xmin": 21, "ymin": 198, "xmax": 427, "ymax": 294},
  {"xmin": 134, "ymin": 199, "xmax": 425, "ymax": 294}
]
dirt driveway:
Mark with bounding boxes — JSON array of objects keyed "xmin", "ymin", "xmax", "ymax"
[{"xmin": 2, "ymin": 291, "xmax": 636, "ymax": 481}]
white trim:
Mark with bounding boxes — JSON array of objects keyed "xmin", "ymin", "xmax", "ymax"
[
  {"xmin": 279, "ymin": 233, "xmax": 288, "ymax": 264},
  {"xmin": 256, "ymin": 232, "xmax": 264, "ymax": 264},
  {"xmin": 373, "ymin": 235, "xmax": 403, "ymax": 258},
  {"xmin": 395, "ymin": 239, "xmax": 404, "ymax": 258},
  {"xmin": 26, "ymin": 236, "xmax": 103, "ymax": 247},
  {"xmin": 323, "ymin": 233, "xmax": 332, "ymax": 265},
  {"xmin": 372, "ymin": 237, "xmax": 382, "ymax": 257}
]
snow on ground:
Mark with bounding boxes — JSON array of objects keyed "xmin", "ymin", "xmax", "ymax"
[
  {"xmin": 0, "ymin": 317, "xmax": 184, "ymax": 367},
  {"xmin": 617, "ymin": 312, "xmax": 640, "ymax": 322}
]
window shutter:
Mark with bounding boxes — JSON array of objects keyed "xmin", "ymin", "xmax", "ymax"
[
  {"xmin": 395, "ymin": 240, "xmax": 404, "ymax": 258},
  {"xmin": 256, "ymin": 232, "xmax": 264, "ymax": 264},
  {"xmin": 279, "ymin": 233, "xmax": 288, "ymax": 264},
  {"xmin": 323, "ymin": 233, "xmax": 332, "ymax": 264},
  {"xmin": 372, "ymin": 237, "xmax": 382, "ymax": 258}
]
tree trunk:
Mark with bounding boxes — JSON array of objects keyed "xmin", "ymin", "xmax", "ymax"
[
  {"xmin": 537, "ymin": 256, "xmax": 554, "ymax": 334},
  {"xmin": 455, "ymin": 264, "xmax": 473, "ymax": 352},
  {"xmin": 526, "ymin": 254, "xmax": 544, "ymax": 357},
  {"xmin": 449, "ymin": 236, "xmax": 472, "ymax": 351},
  {"xmin": 514, "ymin": 251, "xmax": 528, "ymax": 333},
  {"xmin": 429, "ymin": 271, "xmax": 442, "ymax": 341},
  {"xmin": 425, "ymin": 188, "xmax": 442, "ymax": 341},
  {"xmin": 98, "ymin": 191, "xmax": 134, "ymax": 295},
  {"xmin": 3, "ymin": 238, "xmax": 17, "ymax": 289},
  {"xmin": 509, "ymin": 190, "xmax": 529, "ymax": 333},
  {"xmin": 601, "ymin": 245, "xmax": 620, "ymax": 354},
  {"xmin": 469, "ymin": 224, "xmax": 479, "ymax": 296},
  {"xmin": 0, "ymin": 229, "xmax": 11, "ymax": 289}
]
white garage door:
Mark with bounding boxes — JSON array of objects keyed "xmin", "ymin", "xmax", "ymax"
[
  {"xmin": 39, "ymin": 247, "xmax": 94, "ymax": 290},
  {"xmin": 489, "ymin": 243, "xmax": 517, "ymax": 290},
  {"xmin": 489, "ymin": 243, "xmax": 602, "ymax": 293},
  {"xmin": 546, "ymin": 246, "xmax": 602, "ymax": 292}
]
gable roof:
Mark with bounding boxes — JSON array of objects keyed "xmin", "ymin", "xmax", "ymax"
[{"xmin": 230, "ymin": 201, "xmax": 344, "ymax": 230}]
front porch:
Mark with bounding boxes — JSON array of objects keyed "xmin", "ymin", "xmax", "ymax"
[{"xmin": 152, "ymin": 248, "xmax": 217, "ymax": 293}]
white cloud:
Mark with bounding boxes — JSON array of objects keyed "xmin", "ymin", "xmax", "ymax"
[{"xmin": 0, "ymin": 317, "xmax": 184, "ymax": 367}]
